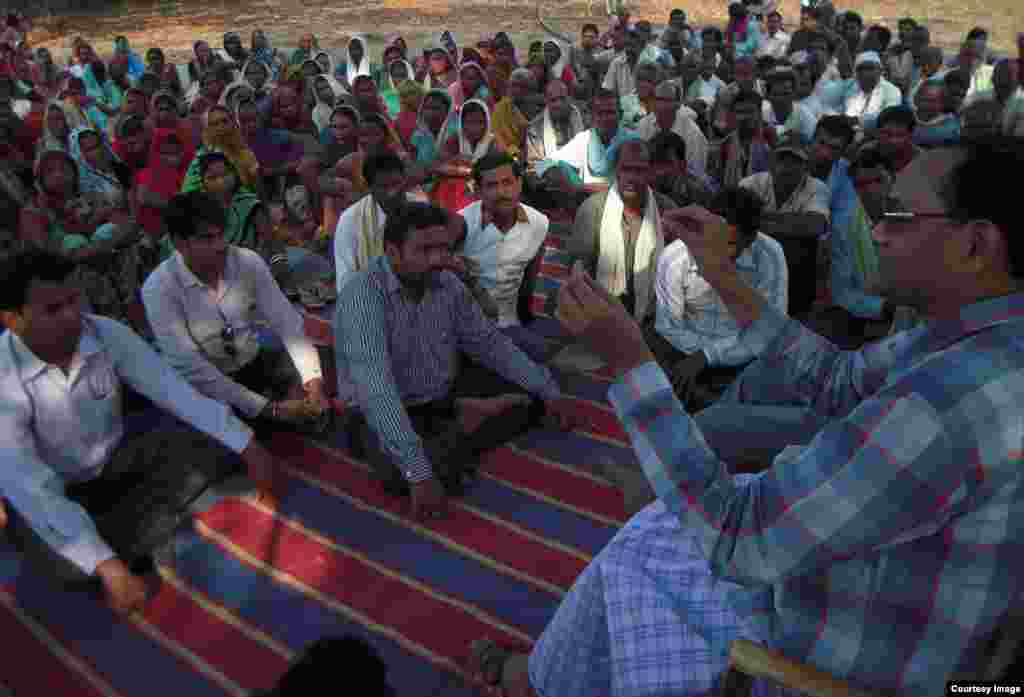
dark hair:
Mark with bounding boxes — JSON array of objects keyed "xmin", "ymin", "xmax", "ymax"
[
  {"xmin": 669, "ymin": 8, "xmax": 685, "ymax": 18},
  {"xmin": 865, "ymin": 25, "xmax": 892, "ymax": 53},
  {"xmin": 806, "ymin": 30, "xmax": 834, "ymax": 53},
  {"xmin": 815, "ymin": 114, "xmax": 856, "ymax": 147},
  {"xmin": 271, "ymin": 636, "xmax": 393, "ymax": 697},
  {"xmin": 582, "ymin": 23, "xmax": 599, "ymax": 35},
  {"xmin": 147, "ymin": 47, "xmax": 164, "ymax": 60},
  {"xmin": 844, "ymin": 11, "xmax": 863, "ymax": 27},
  {"xmin": 708, "ymin": 187, "xmax": 763, "ymax": 239},
  {"xmin": 847, "ymin": 145, "xmax": 893, "ymax": 178},
  {"xmin": 0, "ymin": 250, "xmax": 77, "ymax": 312},
  {"xmin": 120, "ymin": 115, "xmax": 146, "ymax": 137},
  {"xmin": 157, "ymin": 133, "xmax": 183, "ymax": 150},
  {"xmin": 198, "ymin": 151, "xmax": 231, "ymax": 178},
  {"xmin": 461, "ymin": 100, "xmax": 488, "ymax": 122},
  {"xmin": 765, "ymin": 69, "xmax": 797, "ymax": 93},
  {"xmin": 363, "ymin": 150, "xmax": 406, "ymax": 187},
  {"xmin": 944, "ymin": 68, "xmax": 971, "ymax": 91},
  {"xmin": 649, "ymin": 130, "xmax": 687, "ymax": 164},
  {"xmin": 382, "ymin": 202, "xmax": 449, "ymax": 249},
  {"xmin": 592, "ymin": 87, "xmax": 618, "ymax": 104},
  {"xmin": 898, "ymin": 17, "xmax": 917, "ymax": 29},
  {"xmin": 472, "ymin": 150, "xmax": 520, "ymax": 183},
  {"xmin": 768, "ymin": 10, "xmax": 782, "ymax": 20},
  {"xmin": 165, "ymin": 191, "xmax": 228, "ymax": 241},
  {"xmin": 966, "ymin": 26, "xmax": 988, "ymax": 42},
  {"xmin": 701, "ymin": 27, "xmax": 723, "ymax": 42},
  {"xmin": 942, "ymin": 137, "xmax": 1024, "ymax": 277},
  {"xmin": 732, "ymin": 88, "xmax": 763, "ymax": 112},
  {"xmin": 876, "ymin": 104, "xmax": 916, "ymax": 132}
]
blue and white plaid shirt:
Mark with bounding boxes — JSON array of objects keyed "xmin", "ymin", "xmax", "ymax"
[
  {"xmin": 609, "ymin": 292, "xmax": 1024, "ymax": 695},
  {"xmin": 335, "ymin": 256, "xmax": 561, "ymax": 484}
]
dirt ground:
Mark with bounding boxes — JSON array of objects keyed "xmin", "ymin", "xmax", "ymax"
[{"xmin": 26, "ymin": 0, "xmax": 1023, "ymax": 64}]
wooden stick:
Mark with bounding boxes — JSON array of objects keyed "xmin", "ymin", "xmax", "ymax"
[{"xmin": 728, "ymin": 640, "xmax": 881, "ymax": 697}]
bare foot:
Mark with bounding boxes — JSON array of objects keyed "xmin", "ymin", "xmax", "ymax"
[{"xmin": 456, "ymin": 394, "xmax": 532, "ymax": 435}]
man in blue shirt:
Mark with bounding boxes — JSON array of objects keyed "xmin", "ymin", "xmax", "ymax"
[{"xmin": 468, "ymin": 138, "xmax": 1024, "ymax": 697}]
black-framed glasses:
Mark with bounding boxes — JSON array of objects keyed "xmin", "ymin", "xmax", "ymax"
[{"xmin": 221, "ymin": 324, "xmax": 237, "ymax": 358}]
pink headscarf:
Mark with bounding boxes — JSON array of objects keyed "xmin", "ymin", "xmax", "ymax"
[{"xmin": 447, "ymin": 61, "xmax": 487, "ymax": 109}]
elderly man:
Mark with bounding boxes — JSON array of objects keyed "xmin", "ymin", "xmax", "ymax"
[
  {"xmin": 467, "ymin": 137, "xmax": 1024, "ymax": 697},
  {"xmin": 649, "ymin": 131, "xmax": 713, "ymax": 208},
  {"xmin": 143, "ymin": 192, "xmax": 330, "ymax": 433},
  {"xmin": 491, "ymin": 68, "xmax": 540, "ymax": 160},
  {"xmin": 538, "ymin": 88, "xmax": 626, "ymax": 193},
  {"xmin": 739, "ymin": 142, "xmax": 830, "ymax": 317},
  {"xmin": 526, "ymin": 79, "xmax": 587, "ymax": 170},
  {"xmin": 336, "ymin": 203, "xmax": 578, "ymax": 516},
  {"xmin": 0, "ymin": 249, "xmax": 280, "ymax": 616},
  {"xmin": 823, "ymin": 51, "xmax": 902, "ymax": 132},
  {"xmin": 459, "ymin": 152, "xmax": 551, "ymax": 362},
  {"xmin": 569, "ymin": 138, "xmax": 675, "ymax": 323},
  {"xmin": 635, "ymin": 80, "xmax": 709, "ymax": 178}
]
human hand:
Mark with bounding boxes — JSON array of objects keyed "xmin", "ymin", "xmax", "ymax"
[
  {"xmin": 555, "ymin": 265, "xmax": 653, "ymax": 377},
  {"xmin": 542, "ymin": 397, "xmax": 584, "ymax": 431},
  {"xmin": 274, "ymin": 398, "xmax": 325, "ymax": 424},
  {"xmin": 239, "ymin": 439, "xmax": 280, "ymax": 506},
  {"xmin": 661, "ymin": 206, "xmax": 734, "ymax": 278},
  {"xmin": 668, "ymin": 351, "xmax": 708, "ymax": 397},
  {"xmin": 96, "ymin": 558, "xmax": 149, "ymax": 616},
  {"xmin": 410, "ymin": 478, "xmax": 447, "ymax": 520}
]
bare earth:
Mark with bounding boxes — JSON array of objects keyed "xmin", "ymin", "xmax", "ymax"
[{"xmin": 26, "ymin": 0, "xmax": 1024, "ymax": 64}]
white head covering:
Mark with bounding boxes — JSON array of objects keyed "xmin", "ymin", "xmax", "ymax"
[
  {"xmin": 312, "ymin": 74, "xmax": 349, "ymax": 132},
  {"xmin": 345, "ymin": 34, "xmax": 372, "ymax": 89},
  {"xmin": 457, "ymin": 97, "xmax": 494, "ymax": 162},
  {"xmin": 543, "ymin": 39, "xmax": 569, "ymax": 80}
]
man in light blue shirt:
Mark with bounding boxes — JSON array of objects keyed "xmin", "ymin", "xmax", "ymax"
[{"xmin": 0, "ymin": 250, "xmax": 281, "ymax": 616}]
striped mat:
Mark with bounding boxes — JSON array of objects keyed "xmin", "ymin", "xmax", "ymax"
[{"xmin": 0, "ymin": 223, "xmax": 642, "ymax": 697}]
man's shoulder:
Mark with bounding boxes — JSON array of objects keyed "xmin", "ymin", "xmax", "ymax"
[
  {"xmin": 143, "ymin": 255, "xmax": 177, "ymax": 292},
  {"xmin": 752, "ymin": 232, "xmax": 786, "ymax": 259}
]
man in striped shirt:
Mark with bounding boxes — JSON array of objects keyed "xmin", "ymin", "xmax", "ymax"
[
  {"xmin": 335, "ymin": 203, "xmax": 579, "ymax": 519},
  {"xmin": 468, "ymin": 139, "xmax": 1024, "ymax": 696}
]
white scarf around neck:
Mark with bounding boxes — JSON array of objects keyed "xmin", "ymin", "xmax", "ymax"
[
  {"xmin": 596, "ymin": 184, "xmax": 664, "ymax": 320},
  {"xmin": 542, "ymin": 103, "xmax": 584, "ymax": 156},
  {"xmin": 346, "ymin": 36, "xmax": 372, "ymax": 89},
  {"xmin": 458, "ymin": 98, "xmax": 494, "ymax": 162}
]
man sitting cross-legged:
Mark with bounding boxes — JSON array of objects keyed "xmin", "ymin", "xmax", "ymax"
[
  {"xmin": 336, "ymin": 202, "xmax": 579, "ymax": 519},
  {"xmin": 467, "ymin": 137, "xmax": 1024, "ymax": 697},
  {"xmin": 143, "ymin": 192, "xmax": 329, "ymax": 436},
  {"xmin": 647, "ymin": 186, "xmax": 788, "ymax": 410},
  {"xmin": 0, "ymin": 250, "xmax": 280, "ymax": 616},
  {"xmin": 458, "ymin": 152, "xmax": 552, "ymax": 363}
]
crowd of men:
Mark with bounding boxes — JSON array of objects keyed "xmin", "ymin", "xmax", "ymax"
[{"xmin": 0, "ymin": 3, "xmax": 1023, "ymax": 695}]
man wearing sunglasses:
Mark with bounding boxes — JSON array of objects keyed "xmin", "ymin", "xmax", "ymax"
[
  {"xmin": 472, "ymin": 138, "xmax": 1024, "ymax": 697},
  {"xmin": 143, "ymin": 192, "xmax": 330, "ymax": 437}
]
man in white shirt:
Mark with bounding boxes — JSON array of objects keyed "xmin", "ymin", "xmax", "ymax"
[
  {"xmin": 823, "ymin": 51, "xmax": 903, "ymax": 132},
  {"xmin": 459, "ymin": 152, "xmax": 551, "ymax": 362},
  {"xmin": 650, "ymin": 186, "xmax": 788, "ymax": 408},
  {"xmin": 539, "ymin": 88, "xmax": 623, "ymax": 193},
  {"xmin": 739, "ymin": 143, "xmax": 830, "ymax": 317},
  {"xmin": 143, "ymin": 192, "xmax": 329, "ymax": 434},
  {"xmin": 333, "ymin": 151, "xmax": 410, "ymax": 292},
  {"xmin": 756, "ymin": 11, "xmax": 790, "ymax": 60},
  {"xmin": 0, "ymin": 249, "xmax": 280, "ymax": 615},
  {"xmin": 636, "ymin": 80, "xmax": 709, "ymax": 178}
]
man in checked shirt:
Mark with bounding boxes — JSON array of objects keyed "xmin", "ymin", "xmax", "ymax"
[{"xmin": 468, "ymin": 138, "xmax": 1024, "ymax": 696}]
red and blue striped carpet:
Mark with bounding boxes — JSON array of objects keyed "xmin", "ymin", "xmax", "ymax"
[{"xmin": 0, "ymin": 222, "xmax": 640, "ymax": 696}]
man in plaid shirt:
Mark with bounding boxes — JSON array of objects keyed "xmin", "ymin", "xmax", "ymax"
[{"xmin": 469, "ymin": 139, "xmax": 1024, "ymax": 696}]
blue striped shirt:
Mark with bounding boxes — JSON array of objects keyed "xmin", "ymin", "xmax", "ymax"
[
  {"xmin": 335, "ymin": 256, "xmax": 561, "ymax": 483},
  {"xmin": 608, "ymin": 292, "xmax": 1024, "ymax": 694}
]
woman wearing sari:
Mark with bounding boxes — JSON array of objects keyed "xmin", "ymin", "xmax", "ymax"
[
  {"xmin": 394, "ymin": 78, "xmax": 424, "ymax": 147},
  {"xmin": 311, "ymin": 74, "xmax": 349, "ymax": 133},
  {"xmin": 381, "ymin": 59, "xmax": 415, "ymax": 119},
  {"xmin": 423, "ymin": 45, "xmax": 459, "ymax": 90},
  {"xmin": 333, "ymin": 111, "xmax": 408, "ymax": 201},
  {"xmin": 149, "ymin": 90, "xmax": 196, "ymax": 154},
  {"xmin": 145, "ymin": 47, "xmax": 184, "ymax": 98},
  {"xmin": 268, "ymin": 83, "xmax": 318, "ymax": 141},
  {"xmin": 220, "ymin": 81, "xmax": 255, "ymax": 114},
  {"xmin": 113, "ymin": 36, "xmax": 147, "ymax": 81},
  {"xmin": 448, "ymin": 61, "xmax": 492, "ymax": 111},
  {"xmin": 68, "ymin": 126, "xmax": 132, "ymax": 209},
  {"xmin": 336, "ymin": 34, "xmax": 374, "ymax": 93},
  {"xmin": 110, "ymin": 115, "xmax": 151, "ymax": 175},
  {"xmin": 431, "ymin": 98, "xmax": 500, "ymax": 211},
  {"xmin": 181, "ymin": 104, "xmax": 261, "ymax": 193},
  {"xmin": 240, "ymin": 59, "xmax": 276, "ymax": 115},
  {"xmin": 133, "ymin": 128, "xmax": 191, "ymax": 257},
  {"xmin": 81, "ymin": 61, "xmax": 119, "ymax": 130},
  {"xmin": 32, "ymin": 48, "xmax": 64, "ymax": 98},
  {"xmin": 20, "ymin": 149, "xmax": 147, "ymax": 328},
  {"xmin": 236, "ymin": 97, "xmax": 304, "ymax": 199},
  {"xmin": 289, "ymin": 33, "xmax": 320, "ymax": 68},
  {"xmin": 315, "ymin": 104, "xmax": 362, "ymax": 235},
  {"xmin": 408, "ymin": 88, "xmax": 459, "ymax": 197},
  {"xmin": 107, "ymin": 86, "xmax": 148, "ymax": 142},
  {"xmin": 36, "ymin": 100, "xmax": 74, "ymax": 157}
]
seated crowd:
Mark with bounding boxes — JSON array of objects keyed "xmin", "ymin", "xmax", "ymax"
[{"xmin": 1, "ymin": 5, "xmax": 1023, "ymax": 696}]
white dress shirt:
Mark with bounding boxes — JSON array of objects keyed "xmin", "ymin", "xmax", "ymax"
[
  {"xmin": 142, "ymin": 247, "xmax": 322, "ymax": 418},
  {"xmin": 458, "ymin": 202, "xmax": 549, "ymax": 328},
  {"xmin": 654, "ymin": 234, "xmax": 788, "ymax": 366},
  {"xmin": 0, "ymin": 317, "xmax": 253, "ymax": 575}
]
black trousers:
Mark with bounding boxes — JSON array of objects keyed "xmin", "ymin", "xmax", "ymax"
[
  {"xmin": 6, "ymin": 422, "xmax": 242, "ymax": 586},
  {"xmin": 347, "ymin": 357, "xmax": 545, "ymax": 496},
  {"xmin": 642, "ymin": 322, "xmax": 748, "ymax": 412}
]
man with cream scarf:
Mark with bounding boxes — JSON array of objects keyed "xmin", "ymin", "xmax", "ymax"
[
  {"xmin": 568, "ymin": 138, "xmax": 674, "ymax": 322},
  {"xmin": 523, "ymin": 80, "xmax": 587, "ymax": 209}
]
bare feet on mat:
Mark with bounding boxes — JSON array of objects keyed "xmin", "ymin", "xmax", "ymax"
[{"xmin": 456, "ymin": 395, "xmax": 532, "ymax": 435}]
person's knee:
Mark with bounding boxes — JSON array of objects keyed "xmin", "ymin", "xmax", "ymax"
[{"xmin": 4, "ymin": 508, "xmax": 94, "ymax": 587}]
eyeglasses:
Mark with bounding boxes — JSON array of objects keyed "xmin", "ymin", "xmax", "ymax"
[
  {"xmin": 881, "ymin": 197, "xmax": 962, "ymax": 223},
  {"xmin": 221, "ymin": 323, "xmax": 237, "ymax": 358}
]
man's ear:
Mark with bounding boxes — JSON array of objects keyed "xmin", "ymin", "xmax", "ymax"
[
  {"xmin": 0, "ymin": 309, "xmax": 24, "ymax": 334},
  {"xmin": 965, "ymin": 219, "xmax": 1008, "ymax": 277}
]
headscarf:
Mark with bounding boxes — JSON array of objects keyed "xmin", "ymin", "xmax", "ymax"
[
  {"xmin": 240, "ymin": 59, "xmax": 276, "ymax": 96},
  {"xmin": 312, "ymin": 74, "xmax": 348, "ymax": 132},
  {"xmin": 319, "ymin": 103, "xmax": 360, "ymax": 148},
  {"xmin": 36, "ymin": 100, "xmax": 74, "ymax": 156},
  {"xmin": 381, "ymin": 59, "xmax": 414, "ymax": 118},
  {"xmin": 68, "ymin": 126, "xmax": 124, "ymax": 205},
  {"xmin": 344, "ymin": 34, "xmax": 372, "ymax": 89},
  {"xmin": 269, "ymin": 84, "xmax": 306, "ymax": 132},
  {"xmin": 422, "ymin": 43, "xmax": 455, "ymax": 90},
  {"xmin": 222, "ymin": 32, "xmax": 249, "ymax": 64},
  {"xmin": 313, "ymin": 50, "xmax": 335, "ymax": 77},
  {"xmin": 543, "ymin": 40, "xmax": 570, "ymax": 82},
  {"xmin": 385, "ymin": 33, "xmax": 407, "ymax": 59},
  {"xmin": 439, "ymin": 30, "xmax": 460, "ymax": 65},
  {"xmin": 448, "ymin": 61, "xmax": 490, "ymax": 109},
  {"xmin": 186, "ymin": 105, "xmax": 260, "ymax": 191},
  {"xmin": 457, "ymin": 98, "xmax": 495, "ymax": 162},
  {"xmin": 490, "ymin": 94, "xmax": 529, "ymax": 159},
  {"xmin": 111, "ymin": 113, "xmax": 150, "ymax": 166},
  {"xmin": 250, "ymin": 30, "xmax": 279, "ymax": 79},
  {"xmin": 414, "ymin": 88, "xmax": 455, "ymax": 155},
  {"xmin": 395, "ymin": 79, "xmax": 424, "ymax": 145},
  {"xmin": 113, "ymin": 37, "xmax": 146, "ymax": 79},
  {"xmin": 134, "ymin": 127, "xmax": 192, "ymax": 237},
  {"xmin": 289, "ymin": 33, "xmax": 319, "ymax": 66},
  {"xmin": 220, "ymin": 80, "xmax": 255, "ymax": 110}
]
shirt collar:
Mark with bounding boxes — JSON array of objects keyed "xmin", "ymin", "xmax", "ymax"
[
  {"xmin": 954, "ymin": 293, "xmax": 1024, "ymax": 336},
  {"xmin": 8, "ymin": 317, "xmax": 103, "ymax": 382},
  {"xmin": 481, "ymin": 204, "xmax": 529, "ymax": 230},
  {"xmin": 174, "ymin": 249, "xmax": 233, "ymax": 289},
  {"xmin": 734, "ymin": 235, "xmax": 760, "ymax": 270},
  {"xmin": 379, "ymin": 255, "xmax": 405, "ymax": 296}
]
